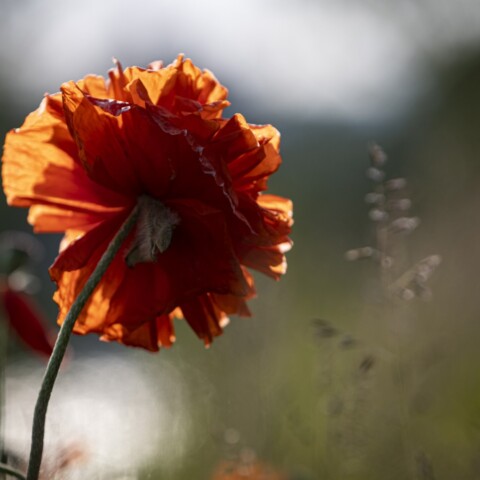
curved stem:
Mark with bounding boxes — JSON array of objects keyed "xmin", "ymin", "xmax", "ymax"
[
  {"xmin": 0, "ymin": 462, "xmax": 26, "ymax": 480},
  {"xmin": 26, "ymin": 207, "xmax": 139, "ymax": 480},
  {"xmin": 0, "ymin": 310, "xmax": 9, "ymax": 480}
]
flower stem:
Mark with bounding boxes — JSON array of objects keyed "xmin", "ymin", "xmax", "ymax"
[
  {"xmin": 0, "ymin": 462, "xmax": 26, "ymax": 480},
  {"xmin": 26, "ymin": 207, "xmax": 139, "ymax": 480},
  {"xmin": 0, "ymin": 313, "xmax": 9, "ymax": 480}
]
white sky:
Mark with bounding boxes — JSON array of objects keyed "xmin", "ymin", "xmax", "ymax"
[{"xmin": 1, "ymin": 0, "xmax": 480, "ymax": 121}]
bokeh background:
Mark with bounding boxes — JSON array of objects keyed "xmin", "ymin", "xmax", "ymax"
[{"xmin": 1, "ymin": 1, "xmax": 480, "ymax": 479}]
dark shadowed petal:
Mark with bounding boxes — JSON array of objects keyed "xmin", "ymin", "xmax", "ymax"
[
  {"xmin": 211, "ymin": 268, "xmax": 256, "ymax": 317},
  {"xmin": 103, "ymin": 199, "xmax": 249, "ymax": 334},
  {"xmin": 208, "ymin": 114, "xmax": 259, "ymax": 161},
  {"xmin": 50, "ymin": 211, "xmax": 130, "ymax": 274},
  {"xmin": 101, "ymin": 319, "xmax": 159, "ymax": 352},
  {"xmin": 99, "ymin": 312, "xmax": 176, "ymax": 352},
  {"xmin": 179, "ymin": 294, "xmax": 227, "ymax": 345},
  {"xmin": 156, "ymin": 313, "xmax": 176, "ymax": 347}
]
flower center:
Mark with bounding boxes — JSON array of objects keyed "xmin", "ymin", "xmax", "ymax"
[{"xmin": 125, "ymin": 196, "xmax": 180, "ymax": 267}]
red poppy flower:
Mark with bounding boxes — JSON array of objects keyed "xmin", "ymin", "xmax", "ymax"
[{"xmin": 1, "ymin": 55, "xmax": 292, "ymax": 351}]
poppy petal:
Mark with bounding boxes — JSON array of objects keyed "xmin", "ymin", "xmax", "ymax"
[
  {"xmin": 180, "ymin": 294, "xmax": 227, "ymax": 345},
  {"xmin": 99, "ymin": 313, "xmax": 175, "ymax": 351},
  {"xmin": 61, "ymin": 82, "xmax": 142, "ymax": 195},
  {"xmin": 211, "ymin": 268, "xmax": 256, "ymax": 317},
  {"xmin": 104, "ymin": 199, "xmax": 249, "ymax": 334},
  {"xmin": 2, "ymin": 94, "xmax": 128, "ymax": 232}
]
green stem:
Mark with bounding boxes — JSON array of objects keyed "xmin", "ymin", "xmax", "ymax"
[
  {"xmin": 0, "ymin": 311, "xmax": 9, "ymax": 480},
  {"xmin": 26, "ymin": 207, "xmax": 139, "ymax": 480},
  {"xmin": 0, "ymin": 462, "xmax": 26, "ymax": 480}
]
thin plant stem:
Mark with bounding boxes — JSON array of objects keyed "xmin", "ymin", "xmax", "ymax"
[
  {"xmin": 0, "ymin": 317, "xmax": 8, "ymax": 480},
  {"xmin": 0, "ymin": 462, "xmax": 26, "ymax": 480},
  {"xmin": 26, "ymin": 206, "xmax": 139, "ymax": 480}
]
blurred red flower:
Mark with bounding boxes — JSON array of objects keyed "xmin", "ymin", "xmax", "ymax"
[
  {"xmin": 211, "ymin": 459, "xmax": 288, "ymax": 480},
  {"xmin": 1, "ymin": 286, "xmax": 54, "ymax": 358},
  {"xmin": 0, "ymin": 232, "xmax": 54, "ymax": 357},
  {"xmin": 2, "ymin": 55, "xmax": 292, "ymax": 351}
]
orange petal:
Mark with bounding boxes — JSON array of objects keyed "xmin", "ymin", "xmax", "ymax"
[
  {"xmin": 170, "ymin": 55, "xmax": 228, "ymax": 112},
  {"xmin": 63, "ymin": 82, "xmax": 179, "ymax": 200},
  {"xmin": 180, "ymin": 294, "xmax": 226, "ymax": 345},
  {"xmin": 61, "ymin": 82, "xmax": 142, "ymax": 195},
  {"xmin": 77, "ymin": 74, "xmax": 109, "ymax": 98},
  {"xmin": 242, "ymin": 245, "xmax": 288, "ymax": 279},
  {"xmin": 156, "ymin": 313, "xmax": 176, "ymax": 347},
  {"xmin": 124, "ymin": 67, "xmax": 178, "ymax": 106},
  {"xmin": 50, "ymin": 214, "xmax": 131, "ymax": 333},
  {"xmin": 2, "ymin": 94, "xmax": 128, "ymax": 232},
  {"xmin": 27, "ymin": 205, "xmax": 113, "ymax": 234},
  {"xmin": 251, "ymin": 123, "xmax": 281, "ymax": 151},
  {"xmin": 257, "ymin": 194, "xmax": 293, "ymax": 218},
  {"xmin": 211, "ymin": 268, "xmax": 256, "ymax": 317}
]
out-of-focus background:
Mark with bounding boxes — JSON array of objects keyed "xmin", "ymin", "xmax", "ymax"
[{"xmin": 1, "ymin": 1, "xmax": 480, "ymax": 478}]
